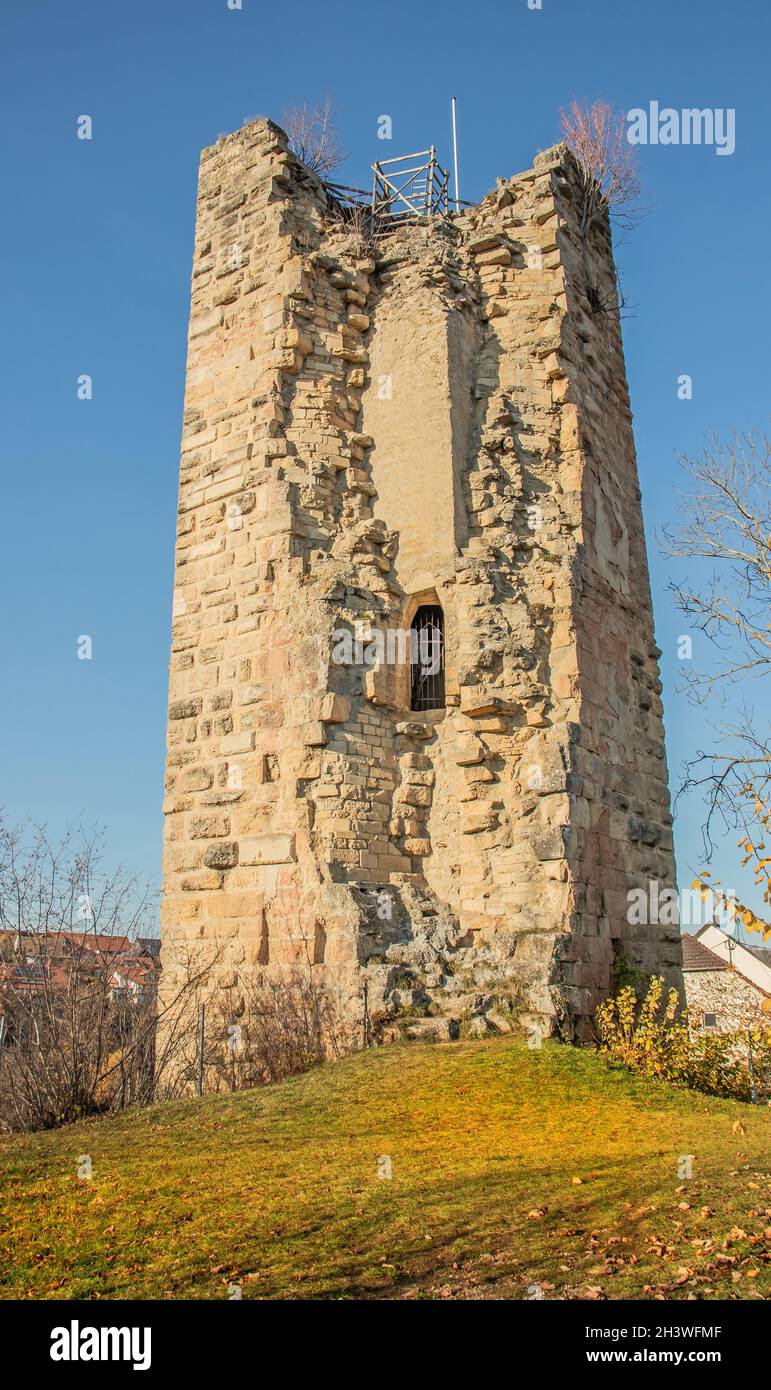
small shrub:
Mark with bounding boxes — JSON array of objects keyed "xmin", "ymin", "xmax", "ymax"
[
  {"xmin": 325, "ymin": 198, "xmax": 385, "ymax": 255},
  {"xmin": 610, "ymin": 940, "xmax": 642, "ymax": 993},
  {"xmin": 190, "ymin": 970, "xmax": 346, "ymax": 1095},
  {"xmin": 596, "ymin": 975, "xmax": 771, "ymax": 1101},
  {"xmin": 283, "ymin": 98, "xmax": 344, "ymax": 177},
  {"xmin": 559, "ymin": 98, "xmax": 642, "ymax": 234}
]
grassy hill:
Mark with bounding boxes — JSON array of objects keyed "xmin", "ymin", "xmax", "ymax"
[{"xmin": 1, "ymin": 1037, "xmax": 769, "ymax": 1300}]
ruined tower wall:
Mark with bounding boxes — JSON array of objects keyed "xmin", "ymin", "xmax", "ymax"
[
  {"xmin": 545, "ymin": 171, "xmax": 681, "ymax": 1012},
  {"xmin": 160, "ymin": 119, "xmax": 681, "ymax": 1039},
  {"xmin": 160, "ymin": 122, "xmax": 360, "ymax": 1005}
]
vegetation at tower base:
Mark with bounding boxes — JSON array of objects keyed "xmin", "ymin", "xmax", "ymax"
[
  {"xmin": 160, "ymin": 116, "xmax": 683, "ymax": 1049},
  {"xmin": 1, "ymin": 1037, "xmax": 768, "ymax": 1301},
  {"xmin": 597, "ymin": 976, "xmax": 771, "ymax": 1101}
]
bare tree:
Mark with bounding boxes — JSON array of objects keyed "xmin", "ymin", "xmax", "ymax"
[
  {"xmin": 661, "ymin": 432, "xmax": 771, "ymax": 690},
  {"xmin": 0, "ymin": 816, "xmax": 351, "ymax": 1129},
  {"xmin": 660, "ymin": 431, "xmax": 771, "ymax": 865},
  {"xmin": 560, "ymin": 99, "xmax": 643, "ymax": 235},
  {"xmin": 0, "ymin": 819, "xmax": 226, "ymax": 1130},
  {"xmin": 283, "ymin": 97, "xmax": 345, "ymax": 178},
  {"xmin": 0, "ymin": 819, "xmax": 158, "ymax": 1130}
]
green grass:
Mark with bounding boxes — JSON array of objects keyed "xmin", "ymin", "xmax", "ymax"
[{"xmin": 1, "ymin": 1038, "xmax": 769, "ymax": 1300}]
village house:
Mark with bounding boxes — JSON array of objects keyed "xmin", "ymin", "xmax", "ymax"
[
  {"xmin": 0, "ymin": 930, "xmax": 160, "ymax": 1044},
  {"xmin": 682, "ymin": 925, "xmax": 771, "ymax": 1033}
]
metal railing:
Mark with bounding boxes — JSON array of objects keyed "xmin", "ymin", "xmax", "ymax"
[
  {"xmin": 324, "ymin": 146, "xmax": 472, "ymax": 234},
  {"xmin": 371, "ymin": 147, "xmax": 450, "ymax": 220}
]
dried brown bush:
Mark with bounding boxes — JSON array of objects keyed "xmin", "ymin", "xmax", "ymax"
[
  {"xmin": 560, "ymin": 98, "xmax": 642, "ymax": 235},
  {"xmin": 283, "ymin": 97, "xmax": 345, "ymax": 177}
]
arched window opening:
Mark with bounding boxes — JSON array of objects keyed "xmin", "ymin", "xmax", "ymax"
[{"xmin": 410, "ymin": 605, "xmax": 445, "ymax": 711}]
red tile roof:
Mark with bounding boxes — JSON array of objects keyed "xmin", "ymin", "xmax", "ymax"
[
  {"xmin": 681, "ymin": 934, "xmax": 728, "ymax": 972},
  {"xmin": 0, "ymin": 929, "xmax": 160, "ymax": 995}
]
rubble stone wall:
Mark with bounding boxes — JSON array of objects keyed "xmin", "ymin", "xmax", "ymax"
[{"xmin": 684, "ymin": 969, "xmax": 769, "ymax": 1033}]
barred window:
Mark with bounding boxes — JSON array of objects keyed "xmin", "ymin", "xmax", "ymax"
[{"xmin": 410, "ymin": 605, "xmax": 445, "ymax": 711}]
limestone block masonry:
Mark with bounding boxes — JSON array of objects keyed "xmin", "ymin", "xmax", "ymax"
[{"xmin": 160, "ymin": 118, "xmax": 683, "ymax": 1044}]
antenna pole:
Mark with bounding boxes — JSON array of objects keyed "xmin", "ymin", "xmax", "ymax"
[
  {"xmin": 197, "ymin": 1003, "xmax": 205, "ymax": 1096},
  {"xmin": 451, "ymin": 96, "xmax": 460, "ymax": 213}
]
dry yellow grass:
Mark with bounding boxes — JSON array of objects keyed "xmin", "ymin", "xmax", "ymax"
[{"xmin": 1, "ymin": 1037, "xmax": 769, "ymax": 1300}]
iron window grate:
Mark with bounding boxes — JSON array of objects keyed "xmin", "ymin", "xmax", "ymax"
[{"xmin": 410, "ymin": 605, "xmax": 445, "ymax": 711}]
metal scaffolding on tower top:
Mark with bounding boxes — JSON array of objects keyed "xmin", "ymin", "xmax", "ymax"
[{"xmin": 370, "ymin": 147, "xmax": 450, "ymax": 221}]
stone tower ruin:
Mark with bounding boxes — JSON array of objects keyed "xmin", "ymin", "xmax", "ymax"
[{"xmin": 160, "ymin": 118, "xmax": 682, "ymax": 1043}]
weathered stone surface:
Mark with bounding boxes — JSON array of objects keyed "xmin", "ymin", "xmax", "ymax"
[
  {"xmin": 320, "ymin": 692, "xmax": 352, "ymax": 723},
  {"xmin": 239, "ymin": 833, "xmax": 296, "ymax": 866},
  {"xmin": 203, "ymin": 842, "xmax": 238, "ymax": 870}
]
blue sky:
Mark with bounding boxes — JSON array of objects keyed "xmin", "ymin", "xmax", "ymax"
[{"xmin": 1, "ymin": 0, "xmax": 768, "ymax": 923}]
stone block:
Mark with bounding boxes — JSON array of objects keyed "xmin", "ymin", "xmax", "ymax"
[
  {"xmin": 320, "ymin": 692, "xmax": 352, "ymax": 723},
  {"xmin": 239, "ymin": 833, "xmax": 296, "ymax": 865}
]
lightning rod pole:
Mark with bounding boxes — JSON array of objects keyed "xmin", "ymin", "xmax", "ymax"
[{"xmin": 451, "ymin": 96, "xmax": 460, "ymax": 213}]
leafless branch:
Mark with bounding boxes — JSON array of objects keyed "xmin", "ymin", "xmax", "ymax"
[
  {"xmin": 661, "ymin": 431, "xmax": 771, "ymax": 694},
  {"xmin": 661, "ymin": 432, "xmax": 771, "ymax": 871},
  {"xmin": 560, "ymin": 99, "xmax": 643, "ymax": 236},
  {"xmin": 283, "ymin": 97, "xmax": 345, "ymax": 178}
]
